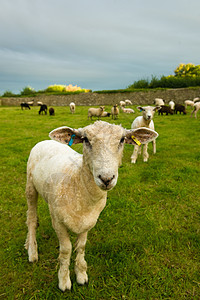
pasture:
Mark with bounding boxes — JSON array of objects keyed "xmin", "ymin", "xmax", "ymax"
[{"xmin": 0, "ymin": 105, "xmax": 200, "ymax": 299}]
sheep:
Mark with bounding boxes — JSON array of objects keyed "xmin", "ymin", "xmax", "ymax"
[
  {"xmin": 39, "ymin": 104, "xmax": 47, "ymax": 115},
  {"xmin": 37, "ymin": 101, "xmax": 43, "ymax": 106},
  {"xmin": 185, "ymin": 100, "xmax": 194, "ymax": 109},
  {"xmin": 191, "ymin": 102, "xmax": 200, "ymax": 118},
  {"xmin": 25, "ymin": 120, "xmax": 159, "ymax": 291},
  {"xmin": 49, "ymin": 107, "xmax": 55, "ymax": 116},
  {"xmin": 121, "ymin": 107, "xmax": 135, "ymax": 114},
  {"xmin": 27, "ymin": 100, "xmax": 34, "ymax": 106},
  {"xmin": 20, "ymin": 102, "xmax": 31, "ymax": 110},
  {"xmin": 131, "ymin": 106, "xmax": 160, "ymax": 163},
  {"xmin": 119, "ymin": 100, "xmax": 126, "ymax": 107},
  {"xmin": 88, "ymin": 106, "xmax": 105, "ymax": 120},
  {"xmin": 111, "ymin": 104, "xmax": 119, "ymax": 119},
  {"xmin": 193, "ymin": 97, "xmax": 200, "ymax": 103},
  {"xmin": 69, "ymin": 102, "xmax": 75, "ymax": 114},
  {"xmin": 101, "ymin": 111, "xmax": 111, "ymax": 117},
  {"xmin": 125, "ymin": 99, "xmax": 132, "ymax": 105},
  {"xmin": 154, "ymin": 98, "xmax": 165, "ymax": 106},
  {"xmin": 169, "ymin": 100, "xmax": 175, "ymax": 111},
  {"xmin": 157, "ymin": 105, "xmax": 173, "ymax": 115},
  {"xmin": 174, "ymin": 104, "xmax": 186, "ymax": 114}
]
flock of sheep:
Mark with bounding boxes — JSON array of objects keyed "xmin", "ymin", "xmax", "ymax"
[{"xmin": 24, "ymin": 95, "xmax": 199, "ymax": 292}]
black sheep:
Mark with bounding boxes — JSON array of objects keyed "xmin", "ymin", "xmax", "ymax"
[
  {"xmin": 49, "ymin": 107, "xmax": 55, "ymax": 116},
  {"xmin": 39, "ymin": 104, "xmax": 48, "ymax": 115},
  {"xmin": 21, "ymin": 102, "xmax": 31, "ymax": 110},
  {"xmin": 174, "ymin": 104, "xmax": 186, "ymax": 114},
  {"xmin": 158, "ymin": 105, "xmax": 173, "ymax": 115}
]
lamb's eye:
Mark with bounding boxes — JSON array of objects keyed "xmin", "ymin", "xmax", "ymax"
[
  {"xmin": 83, "ymin": 137, "xmax": 92, "ymax": 148},
  {"xmin": 120, "ymin": 137, "xmax": 125, "ymax": 144}
]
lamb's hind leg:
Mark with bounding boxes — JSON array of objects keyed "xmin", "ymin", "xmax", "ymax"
[
  {"xmin": 143, "ymin": 143, "xmax": 149, "ymax": 162},
  {"xmin": 25, "ymin": 181, "xmax": 39, "ymax": 262},
  {"xmin": 75, "ymin": 232, "xmax": 88, "ymax": 285},
  {"xmin": 131, "ymin": 145, "xmax": 139, "ymax": 163}
]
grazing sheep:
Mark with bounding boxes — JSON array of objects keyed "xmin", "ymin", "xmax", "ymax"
[
  {"xmin": 193, "ymin": 97, "xmax": 200, "ymax": 103},
  {"xmin": 169, "ymin": 100, "xmax": 175, "ymax": 111},
  {"xmin": 101, "ymin": 111, "xmax": 111, "ymax": 117},
  {"xmin": 154, "ymin": 98, "xmax": 165, "ymax": 106},
  {"xmin": 27, "ymin": 101, "xmax": 34, "ymax": 106},
  {"xmin": 25, "ymin": 121, "xmax": 158, "ymax": 291},
  {"xmin": 119, "ymin": 100, "xmax": 126, "ymax": 107},
  {"xmin": 131, "ymin": 106, "xmax": 159, "ymax": 163},
  {"xmin": 157, "ymin": 105, "xmax": 173, "ymax": 115},
  {"xmin": 49, "ymin": 107, "xmax": 55, "ymax": 116},
  {"xmin": 174, "ymin": 104, "xmax": 186, "ymax": 115},
  {"xmin": 111, "ymin": 104, "xmax": 119, "ymax": 119},
  {"xmin": 88, "ymin": 106, "xmax": 105, "ymax": 120},
  {"xmin": 69, "ymin": 102, "xmax": 75, "ymax": 114},
  {"xmin": 39, "ymin": 104, "xmax": 47, "ymax": 115},
  {"xmin": 191, "ymin": 102, "xmax": 200, "ymax": 118},
  {"xmin": 121, "ymin": 107, "xmax": 135, "ymax": 114},
  {"xmin": 125, "ymin": 99, "xmax": 132, "ymax": 105},
  {"xmin": 20, "ymin": 102, "xmax": 31, "ymax": 110},
  {"xmin": 185, "ymin": 100, "xmax": 194, "ymax": 109}
]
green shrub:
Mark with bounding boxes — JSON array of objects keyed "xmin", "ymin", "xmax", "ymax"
[{"xmin": 20, "ymin": 86, "xmax": 36, "ymax": 96}]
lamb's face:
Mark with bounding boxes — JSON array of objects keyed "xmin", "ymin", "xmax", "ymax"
[
  {"xmin": 139, "ymin": 106, "xmax": 156, "ymax": 121},
  {"xmin": 82, "ymin": 122, "xmax": 125, "ymax": 191}
]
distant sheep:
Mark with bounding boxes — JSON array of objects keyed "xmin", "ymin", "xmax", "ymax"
[
  {"xmin": 69, "ymin": 102, "xmax": 75, "ymax": 114},
  {"xmin": 158, "ymin": 105, "xmax": 173, "ymax": 115},
  {"xmin": 37, "ymin": 101, "xmax": 43, "ymax": 106},
  {"xmin": 184, "ymin": 100, "xmax": 194, "ymax": 109},
  {"xmin": 25, "ymin": 120, "xmax": 158, "ymax": 291},
  {"xmin": 39, "ymin": 104, "xmax": 47, "ymax": 115},
  {"xmin": 27, "ymin": 101, "xmax": 34, "ymax": 106},
  {"xmin": 193, "ymin": 97, "xmax": 200, "ymax": 103},
  {"xmin": 20, "ymin": 102, "xmax": 31, "ymax": 110},
  {"xmin": 121, "ymin": 107, "xmax": 135, "ymax": 114},
  {"xmin": 169, "ymin": 100, "xmax": 175, "ymax": 111},
  {"xmin": 119, "ymin": 100, "xmax": 126, "ymax": 107},
  {"xmin": 101, "ymin": 111, "xmax": 111, "ymax": 117},
  {"xmin": 125, "ymin": 99, "xmax": 132, "ymax": 105},
  {"xmin": 191, "ymin": 102, "xmax": 200, "ymax": 118},
  {"xmin": 131, "ymin": 106, "xmax": 159, "ymax": 163},
  {"xmin": 174, "ymin": 104, "xmax": 186, "ymax": 115},
  {"xmin": 154, "ymin": 98, "xmax": 165, "ymax": 106},
  {"xmin": 88, "ymin": 106, "xmax": 105, "ymax": 120},
  {"xmin": 111, "ymin": 104, "xmax": 119, "ymax": 119},
  {"xmin": 49, "ymin": 107, "xmax": 55, "ymax": 116}
]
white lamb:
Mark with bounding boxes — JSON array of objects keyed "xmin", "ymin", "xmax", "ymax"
[
  {"xmin": 131, "ymin": 106, "xmax": 159, "ymax": 163},
  {"xmin": 185, "ymin": 100, "xmax": 194, "ymax": 109},
  {"xmin": 25, "ymin": 121, "xmax": 158, "ymax": 291},
  {"xmin": 191, "ymin": 102, "xmax": 200, "ymax": 118},
  {"xmin": 88, "ymin": 106, "xmax": 104, "ymax": 120},
  {"xmin": 69, "ymin": 102, "xmax": 76, "ymax": 114},
  {"xmin": 169, "ymin": 100, "xmax": 175, "ymax": 111},
  {"xmin": 125, "ymin": 99, "xmax": 133, "ymax": 105},
  {"xmin": 121, "ymin": 107, "xmax": 135, "ymax": 114},
  {"xmin": 154, "ymin": 98, "xmax": 165, "ymax": 106}
]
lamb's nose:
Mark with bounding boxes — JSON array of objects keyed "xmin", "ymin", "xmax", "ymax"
[{"xmin": 98, "ymin": 175, "xmax": 115, "ymax": 187}]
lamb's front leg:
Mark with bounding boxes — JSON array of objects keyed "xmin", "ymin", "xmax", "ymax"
[
  {"xmin": 131, "ymin": 145, "xmax": 139, "ymax": 163},
  {"xmin": 143, "ymin": 143, "xmax": 149, "ymax": 162},
  {"xmin": 53, "ymin": 221, "xmax": 72, "ymax": 291},
  {"xmin": 74, "ymin": 232, "xmax": 88, "ymax": 285},
  {"xmin": 152, "ymin": 140, "xmax": 156, "ymax": 154}
]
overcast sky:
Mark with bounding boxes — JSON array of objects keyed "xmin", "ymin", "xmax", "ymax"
[{"xmin": 0, "ymin": 0, "xmax": 199, "ymax": 94}]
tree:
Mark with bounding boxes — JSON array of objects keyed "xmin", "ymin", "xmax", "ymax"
[{"xmin": 174, "ymin": 63, "xmax": 200, "ymax": 77}]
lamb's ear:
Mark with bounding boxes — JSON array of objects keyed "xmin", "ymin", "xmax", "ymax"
[
  {"xmin": 125, "ymin": 127, "xmax": 159, "ymax": 145},
  {"xmin": 49, "ymin": 126, "xmax": 83, "ymax": 145},
  {"xmin": 137, "ymin": 106, "xmax": 144, "ymax": 112}
]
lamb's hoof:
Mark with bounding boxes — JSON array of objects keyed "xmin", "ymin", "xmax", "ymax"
[
  {"xmin": 131, "ymin": 160, "xmax": 136, "ymax": 164},
  {"xmin": 28, "ymin": 249, "xmax": 38, "ymax": 263},
  {"xmin": 58, "ymin": 278, "xmax": 72, "ymax": 292},
  {"xmin": 76, "ymin": 272, "xmax": 88, "ymax": 286}
]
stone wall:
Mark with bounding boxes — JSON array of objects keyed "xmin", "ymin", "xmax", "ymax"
[{"xmin": 1, "ymin": 88, "xmax": 200, "ymax": 106}]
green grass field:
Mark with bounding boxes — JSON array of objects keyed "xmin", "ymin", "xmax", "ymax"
[{"xmin": 0, "ymin": 105, "xmax": 200, "ymax": 299}]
